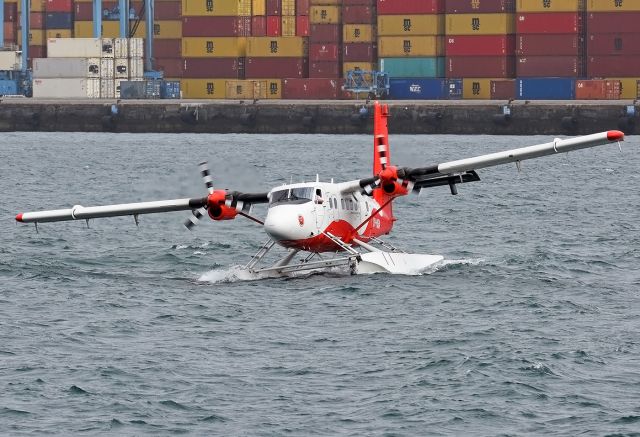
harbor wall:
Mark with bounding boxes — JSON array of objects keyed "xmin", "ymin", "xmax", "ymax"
[{"xmin": 0, "ymin": 100, "xmax": 636, "ymax": 135}]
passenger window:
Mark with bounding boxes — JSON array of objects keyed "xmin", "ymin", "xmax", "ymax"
[{"xmin": 341, "ymin": 198, "xmax": 345, "ymax": 210}]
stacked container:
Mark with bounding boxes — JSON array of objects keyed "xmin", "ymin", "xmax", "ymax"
[
  {"xmin": 308, "ymin": 0, "xmax": 341, "ymax": 78},
  {"xmin": 342, "ymin": 0, "xmax": 376, "ymax": 75},
  {"xmin": 17, "ymin": 0, "xmax": 48, "ymax": 61},
  {"xmin": 3, "ymin": 1, "xmax": 19, "ymax": 47},
  {"xmin": 73, "ymin": 0, "xmax": 146, "ymax": 38},
  {"xmin": 586, "ymin": 0, "xmax": 640, "ymax": 98},
  {"xmin": 45, "ymin": 0, "xmax": 73, "ymax": 39},
  {"xmin": 153, "ymin": 0, "xmax": 183, "ymax": 78}
]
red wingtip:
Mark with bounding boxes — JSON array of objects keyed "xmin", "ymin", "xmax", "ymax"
[
  {"xmin": 607, "ymin": 130, "xmax": 624, "ymax": 141},
  {"xmin": 15, "ymin": 213, "xmax": 23, "ymax": 222}
]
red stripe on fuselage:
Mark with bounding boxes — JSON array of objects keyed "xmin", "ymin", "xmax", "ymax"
[{"xmin": 277, "ymin": 219, "xmax": 374, "ymax": 253}]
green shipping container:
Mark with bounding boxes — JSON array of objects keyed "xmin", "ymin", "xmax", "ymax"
[{"xmin": 379, "ymin": 57, "xmax": 445, "ymax": 78}]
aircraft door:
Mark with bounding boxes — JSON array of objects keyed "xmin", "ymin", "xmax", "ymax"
[{"xmin": 314, "ymin": 188, "xmax": 326, "ymax": 229}]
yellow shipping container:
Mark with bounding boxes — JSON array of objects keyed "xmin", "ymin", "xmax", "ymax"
[
  {"xmin": 378, "ymin": 36, "xmax": 444, "ymax": 57},
  {"xmin": 282, "ymin": 0, "xmax": 296, "ymax": 15},
  {"xmin": 252, "ymin": 0, "xmax": 265, "ymax": 15},
  {"xmin": 343, "ymin": 24, "xmax": 374, "ymax": 43},
  {"xmin": 182, "ymin": 79, "xmax": 226, "ymax": 99},
  {"xmin": 17, "ymin": 0, "xmax": 44, "ymax": 12},
  {"xmin": 446, "ymin": 13, "xmax": 515, "ymax": 35},
  {"xmin": 606, "ymin": 78, "xmax": 640, "ymax": 99},
  {"xmin": 18, "ymin": 30, "xmax": 45, "ymax": 46},
  {"xmin": 516, "ymin": 0, "xmax": 582, "ymax": 12},
  {"xmin": 462, "ymin": 78, "xmax": 500, "ymax": 99},
  {"xmin": 182, "ymin": 0, "xmax": 252, "ymax": 16},
  {"xmin": 74, "ymin": 21, "xmax": 147, "ymax": 38},
  {"xmin": 246, "ymin": 36, "xmax": 306, "ymax": 57},
  {"xmin": 309, "ymin": 6, "xmax": 340, "ymax": 24},
  {"xmin": 377, "ymin": 15, "xmax": 444, "ymax": 36},
  {"xmin": 343, "ymin": 62, "xmax": 375, "ymax": 73},
  {"xmin": 587, "ymin": 0, "xmax": 640, "ymax": 11},
  {"xmin": 282, "ymin": 16, "xmax": 296, "ymax": 37},
  {"xmin": 225, "ymin": 79, "xmax": 282, "ymax": 99},
  {"xmin": 153, "ymin": 21, "xmax": 182, "ymax": 39},
  {"xmin": 182, "ymin": 37, "xmax": 247, "ymax": 57},
  {"xmin": 46, "ymin": 29, "xmax": 72, "ymax": 39}
]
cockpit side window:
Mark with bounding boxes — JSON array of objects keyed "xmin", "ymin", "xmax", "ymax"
[{"xmin": 269, "ymin": 186, "xmax": 314, "ymax": 207}]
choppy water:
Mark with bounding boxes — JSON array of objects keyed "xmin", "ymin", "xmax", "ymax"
[{"xmin": 1, "ymin": 132, "xmax": 640, "ymax": 436}]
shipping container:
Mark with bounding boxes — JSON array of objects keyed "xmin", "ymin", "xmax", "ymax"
[
  {"xmin": 246, "ymin": 36, "xmax": 307, "ymax": 57},
  {"xmin": 0, "ymin": 51, "xmax": 22, "ymax": 70},
  {"xmin": 181, "ymin": 78, "xmax": 226, "ymax": 98},
  {"xmin": 282, "ymin": 15, "xmax": 296, "ymax": 36},
  {"xmin": 516, "ymin": 55, "xmax": 582, "ymax": 77},
  {"xmin": 101, "ymin": 79, "xmax": 115, "ymax": 98},
  {"xmin": 517, "ymin": 77, "xmax": 575, "ymax": 99},
  {"xmin": 377, "ymin": 14, "xmax": 444, "ymax": 36},
  {"xmin": 586, "ymin": 0, "xmax": 640, "ymax": 12},
  {"xmin": 446, "ymin": 0, "xmax": 515, "ymax": 13},
  {"xmin": 181, "ymin": 0, "xmax": 252, "ymax": 16},
  {"xmin": 282, "ymin": 0, "xmax": 295, "ymax": 15},
  {"xmin": 225, "ymin": 79, "xmax": 281, "ymax": 99},
  {"xmin": 129, "ymin": 57, "xmax": 144, "ymax": 78},
  {"xmin": 516, "ymin": 12, "xmax": 580, "ymax": 34},
  {"xmin": 33, "ymin": 57, "xmax": 101, "ymax": 78},
  {"xmin": 377, "ymin": 0, "xmax": 444, "ymax": 15},
  {"xmin": 183, "ymin": 57, "xmax": 245, "ymax": 78},
  {"xmin": 462, "ymin": 78, "xmax": 500, "ymax": 99},
  {"xmin": 3, "ymin": 3, "xmax": 18, "ymax": 21},
  {"xmin": 267, "ymin": 15, "xmax": 281, "ymax": 36},
  {"xmin": 253, "ymin": 0, "xmax": 266, "ymax": 15},
  {"xmin": 588, "ymin": 56, "xmax": 640, "ymax": 77},
  {"xmin": 516, "ymin": 34, "xmax": 580, "ymax": 56},
  {"xmin": 46, "ymin": 0, "xmax": 72, "ymax": 12},
  {"xmin": 380, "ymin": 57, "xmax": 445, "ymax": 77},
  {"xmin": 446, "ymin": 13, "xmax": 515, "ymax": 35},
  {"xmin": 388, "ymin": 78, "xmax": 447, "ymax": 99},
  {"xmin": 446, "ymin": 35, "xmax": 515, "ymax": 56},
  {"xmin": 448, "ymin": 78, "xmax": 463, "ymax": 99},
  {"xmin": 252, "ymin": 16, "xmax": 266, "ymax": 36},
  {"xmin": 74, "ymin": 21, "xmax": 147, "ymax": 38},
  {"xmin": 378, "ymin": 36, "xmax": 443, "ymax": 57},
  {"xmin": 28, "ymin": 46, "xmax": 47, "ymax": 63},
  {"xmin": 343, "ymin": 42, "xmax": 376, "ymax": 62},
  {"xmin": 45, "ymin": 12, "xmax": 72, "ymax": 28},
  {"xmin": 153, "ymin": 21, "xmax": 182, "ymax": 39},
  {"xmin": 3, "ymin": 22, "xmax": 17, "ymax": 43},
  {"xmin": 282, "ymin": 78, "xmax": 342, "ymax": 99},
  {"xmin": 587, "ymin": 33, "xmax": 640, "ymax": 56},
  {"xmin": 181, "ymin": 16, "xmax": 251, "ymax": 37},
  {"xmin": 245, "ymin": 57, "xmax": 308, "ymax": 78},
  {"xmin": 309, "ymin": 60, "xmax": 340, "ymax": 78},
  {"xmin": 114, "ymin": 38, "xmax": 128, "ymax": 58},
  {"xmin": 343, "ymin": 24, "xmax": 374, "ymax": 43},
  {"xmin": 575, "ymin": 79, "xmax": 621, "ymax": 99},
  {"xmin": 586, "ymin": 12, "xmax": 640, "ymax": 34},
  {"xmin": 266, "ymin": 0, "xmax": 281, "ymax": 15},
  {"xmin": 160, "ymin": 81, "xmax": 181, "ymax": 99},
  {"xmin": 296, "ymin": 15, "xmax": 309, "ymax": 36},
  {"xmin": 32, "ymin": 77, "xmax": 101, "ymax": 98},
  {"xmin": 114, "ymin": 57, "xmax": 128, "ymax": 78},
  {"xmin": 296, "ymin": 0, "xmax": 309, "ymax": 15},
  {"xmin": 605, "ymin": 77, "xmax": 640, "ymax": 99},
  {"xmin": 309, "ymin": 24, "xmax": 340, "ymax": 42},
  {"xmin": 27, "ymin": 11, "xmax": 44, "ymax": 29},
  {"xmin": 153, "ymin": 39, "xmax": 182, "ymax": 57},
  {"xmin": 309, "ymin": 5, "xmax": 340, "ymax": 24},
  {"xmin": 155, "ymin": 1, "xmax": 182, "ymax": 20},
  {"xmin": 45, "ymin": 29, "xmax": 72, "ymax": 38},
  {"xmin": 516, "ymin": 0, "xmax": 582, "ymax": 12},
  {"xmin": 446, "ymin": 56, "xmax": 515, "ymax": 78},
  {"xmin": 342, "ymin": 6, "xmax": 374, "ymax": 24},
  {"xmin": 18, "ymin": 30, "xmax": 46, "ymax": 46},
  {"xmin": 182, "ymin": 37, "xmax": 247, "ymax": 57},
  {"xmin": 154, "ymin": 58, "xmax": 183, "ymax": 77},
  {"xmin": 343, "ymin": 61, "xmax": 375, "ymax": 73},
  {"xmin": 129, "ymin": 38, "xmax": 144, "ymax": 57},
  {"xmin": 17, "ymin": 0, "xmax": 45, "ymax": 12},
  {"xmin": 100, "ymin": 58, "xmax": 115, "ymax": 78},
  {"xmin": 309, "ymin": 43, "xmax": 340, "ymax": 62},
  {"xmin": 0, "ymin": 79, "xmax": 18, "ymax": 95},
  {"xmin": 47, "ymin": 38, "xmax": 104, "ymax": 58},
  {"xmin": 490, "ymin": 79, "xmax": 516, "ymax": 99}
]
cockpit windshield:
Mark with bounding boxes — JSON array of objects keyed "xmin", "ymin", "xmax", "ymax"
[{"xmin": 269, "ymin": 186, "xmax": 314, "ymax": 207}]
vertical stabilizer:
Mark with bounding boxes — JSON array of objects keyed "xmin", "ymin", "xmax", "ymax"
[{"xmin": 371, "ymin": 102, "xmax": 395, "ymax": 234}]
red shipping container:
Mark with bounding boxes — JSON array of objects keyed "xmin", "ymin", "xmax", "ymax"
[
  {"xmin": 266, "ymin": 0, "xmax": 281, "ymax": 15},
  {"xmin": 28, "ymin": 45, "xmax": 46, "ymax": 58},
  {"xmin": 46, "ymin": 0, "xmax": 72, "ymax": 12},
  {"xmin": 377, "ymin": 0, "xmax": 443, "ymax": 15},
  {"xmin": 309, "ymin": 61, "xmax": 341, "ymax": 78},
  {"xmin": 490, "ymin": 79, "xmax": 516, "ymax": 99},
  {"xmin": 183, "ymin": 58, "xmax": 244, "ymax": 78},
  {"xmin": 587, "ymin": 12, "xmax": 640, "ymax": 34},
  {"xmin": 309, "ymin": 43, "xmax": 340, "ymax": 62},
  {"xmin": 74, "ymin": 2, "xmax": 92, "ymax": 21},
  {"xmin": 516, "ymin": 34, "xmax": 580, "ymax": 56},
  {"xmin": 516, "ymin": 56, "xmax": 583, "ymax": 77},
  {"xmin": 342, "ymin": 42, "xmax": 376, "ymax": 62},
  {"xmin": 310, "ymin": 24, "xmax": 339, "ymax": 43},
  {"xmin": 152, "ymin": 39, "xmax": 182, "ymax": 57},
  {"xmin": 182, "ymin": 16, "xmax": 251, "ymax": 37},
  {"xmin": 245, "ymin": 57, "xmax": 308, "ymax": 78},
  {"xmin": 4, "ymin": 3, "xmax": 17, "ymax": 22},
  {"xmin": 282, "ymin": 78, "xmax": 341, "ymax": 99},
  {"xmin": 154, "ymin": 58, "xmax": 184, "ymax": 78},
  {"xmin": 446, "ymin": 35, "xmax": 515, "ymax": 56},
  {"xmin": 516, "ymin": 12, "xmax": 581, "ymax": 34},
  {"xmin": 252, "ymin": 16, "xmax": 266, "ymax": 36},
  {"xmin": 296, "ymin": 0, "xmax": 309, "ymax": 15},
  {"xmin": 575, "ymin": 80, "xmax": 620, "ymax": 100},
  {"xmin": 343, "ymin": 0, "xmax": 377, "ymax": 5},
  {"xmin": 342, "ymin": 6, "xmax": 374, "ymax": 24},
  {"xmin": 155, "ymin": 1, "xmax": 181, "ymax": 20},
  {"xmin": 587, "ymin": 33, "xmax": 640, "ymax": 56},
  {"xmin": 446, "ymin": 56, "xmax": 515, "ymax": 78},
  {"xmin": 266, "ymin": 15, "xmax": 281, "ymax": 36},
  {"xmin": 3, "ymin": 22, "xmax": 16, "ymax": 42},
  {"xmin": 588, "ymin": 56, "xmax": 640, "ymax": 77},
  {"xmin": 446, "ymin": 0, "xmax": 514, "ymax": 13},
  {"xmin": 29, "ymin": 12, "xmax": 45, "ymax": 29},
  {"xmin": 296, "ymin": 15, "xmax": 309, "ymax": 36}
]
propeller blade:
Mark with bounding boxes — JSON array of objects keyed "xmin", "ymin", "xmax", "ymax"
[
  {"xmin": 199, "ymin": 161, "xmax": 214, "ymax": 194},
  {"xmin": 183, "ymin": 207, "xmax": 206, "ymax": 230}
]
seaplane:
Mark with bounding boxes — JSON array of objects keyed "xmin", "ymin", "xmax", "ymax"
[{"xmin": 15, "ymin": 102, "xmax": 625, "ymax": 276}]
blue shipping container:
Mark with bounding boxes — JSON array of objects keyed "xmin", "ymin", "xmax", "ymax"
[
  {"xmin": 448, "ymin": 79, "xmax": 463, "ymax": 99},
  {"xmin": 45, "ymin": 12, "xmax": 73, "ymax": 29},
  {"xmin": 517, "ymin": 78, "xmax": 575, "ymax": 100},
  {"xmin": 389, "ymin": 78, "xmax": 447, "ymax": 100},
  {"xmin": 379, "ymin": 57, "xmax": 445, "ymax": 78},
  {"xmin": 0, "ymin": 79, "xmax": 18, "ymax": 96},
  {"xmin": 160, "ymin": 81, "xmax": 181, "ymax": 99}
]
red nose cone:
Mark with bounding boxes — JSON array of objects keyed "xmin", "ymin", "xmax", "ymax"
[
  {"xmin": 607, "ymin": 130, "xmax": 624, "ymax": 141},
  {"xmin": 15, "ymin": 213, "xmax": 23, "ymax": 222}
]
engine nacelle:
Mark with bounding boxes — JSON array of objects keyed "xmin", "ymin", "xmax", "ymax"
[
  {"xmin": 378, "ymin": 166, "xmax": 409, "ymax": 197},
  {"xmin": 207, "ymin": 190, "xmax": 238, "ymax": 221}
]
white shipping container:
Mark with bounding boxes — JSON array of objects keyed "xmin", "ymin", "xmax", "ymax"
[
  {"xmin": 102, "ymin": 38, "xmax": 115, "ymax": 58},
  {"xmin": 128, "ymin": 38, "xmax": 144, "ymax": 58},
  {"xmin": 47, "ymin": 38, "xmax": 103, "ymax": 58},
  {"xmin": 33, "ymin": 57, "xmax": 101, "ymax": 78},
  {"xmin": 0, "ymin": 51, "xmax": 22, "ymax": 70},
  {"xmin": 100, "ymin": 79, "xmax": 115, "ymax": 98},
  {"xmin": 100, "ymin": 58, "xmax": 115, "ymax": 79},
  {"xmin": 32, "ymin": 78, "xmax": 100, "ymax": 98},
  {"xmin": 115, "ymin": 78, "xmax": 127, "ymax": 98},
  {"xmin": 129, "ymin": 57, "xmax": 144, "ymax": 79},
  {"xmin": 114, "ymin": 38, "xmax": 129, "ymax": 58},
  {"xmin": 114, "ymin": 58, "xmax": 129, "ymax": 79}
]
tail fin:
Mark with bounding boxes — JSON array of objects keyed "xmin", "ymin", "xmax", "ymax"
[{"xmin": 372, "ymin": 102, "xmax": 395, "ymax": 233}]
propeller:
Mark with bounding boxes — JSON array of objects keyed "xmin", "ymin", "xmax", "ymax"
[{"xmin": 183, "ymin": 161, "xmax": 216, "ymax": 230}]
